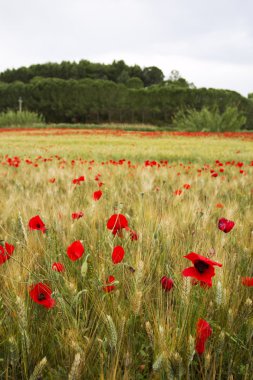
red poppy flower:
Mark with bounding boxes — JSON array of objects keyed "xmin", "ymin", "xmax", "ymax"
[
  {"xmin": 94, "ymin": 173, "xmax": 101, "ymax": 181},
  {"xmin": 211, "ymin": 172, "xmax": 218, "ymax": 177},
  {"xmin": 29, "ymin": 283, "xmax": 55, "ymax": 309},
  {"xmin": 160, "ymin": 276, "xmax": 174, "ymax": 291},
  {"xmin": 52, "ymin": 262, "xmax": 65, "ymax": 272},
  {"xmin": 216, "ymin": 203, "xmax": 224, "ymax": 208},
  {"xmin": 0, "ymin": 242, "xmax": 15, "ymax": 265},
  {"xmin": 174, "ymin": 189, "xmax": 182, "ymax": 196},
  {"xmin": 107, "ymin": 214, "xmax": 128, "ymax": 235},
  {"xmin": 112, "ymin": 246, "xmax": 125, "ymax": 264},
  {"xmin": 28, "ymin": 215, "xmax": 46, "ymax": 233},
  {"xmin": 72, "ymin": 211, "xmax": 84, "ymax": 220},
  {"xmin": 242, "ymin": 277, "xmax": 253, "ymax": 286},
  {"xmin": 93, "ymin": 190, "xmax": 103, "ymax": 201},
  {"xmin": 125, "ymin": 227, "xmax": 138, "ymax": 241},
  {"xmin": 49, "ymin": 178, "xmax": 56, "ymax": 183},
  {"xmin": 72, "ymin": 176, "xmax": 85, "ymax": 185},
  {"xmin": 67, "ymin": 241, "xmax": 84, "ymax": 261},
  {"xmin": 103, "ymin": 275, "xmax": 116, "ymax": 293},
  {"xmin": 195, "ymin": 319, "xmax": 212, "ymax": 354},
  {"xmin": 183, "ymin": 184, "xmax": 191, "ymax": 190},
  {"xmin": 218, "ymin": 218, "xmax": 235, "ymax": 233},
  {"xmin": 182, "ymin": 252, "xmax": 222, "ymax": 287}
]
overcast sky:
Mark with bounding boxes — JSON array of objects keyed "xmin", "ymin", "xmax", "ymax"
[{"xmin": 0, "ymin": 0, "xmax": 252, "ymax": 96}]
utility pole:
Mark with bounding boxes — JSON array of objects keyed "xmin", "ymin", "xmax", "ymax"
[{"xmin": 18, "ymin": 97, "xmax": 23, "ymax": 112}]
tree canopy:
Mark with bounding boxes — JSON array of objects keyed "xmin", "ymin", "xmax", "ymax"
[{"xmin": 0, "ymin": 60, "xmax": 252, "ymax": 129}]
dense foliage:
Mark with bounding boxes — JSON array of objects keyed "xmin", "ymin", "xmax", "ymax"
[
  {"xmin": 0, "ymin": 60, "xmax": 164, "ymax": 87},
  {"xmin": 172, "ymin": 107, "xmax": 247, "ymax": 132},
  {"xmin": 0, "ymin": 110, "xmax": 44, "ymax": 127},
  {"xmin": 0, "ymin": 60, "xmax": 252, "ymax": 128}
]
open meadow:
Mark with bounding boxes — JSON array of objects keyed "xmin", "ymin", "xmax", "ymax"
[{"xmin": 0, "ymin": 129, "xmax": 252, "ymax": 379}]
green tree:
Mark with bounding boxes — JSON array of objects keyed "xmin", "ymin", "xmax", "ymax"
[
  {"xmin": 126, "ymin": 77, "xmax": 144, "ymax": 89},
  {"xmin": 142, "ymin": 66, "xmax": 164, "ymax": 86}
]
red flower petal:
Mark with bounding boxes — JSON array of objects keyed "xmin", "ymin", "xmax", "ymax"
[
  {"xmin": 72, "ymin": 176, "xmax": 85, "ymax": 185},
  {"xmin": 242, "ymin": 277, "xmax": 253, "ymax": 286},
  {"xmin": 28, "ymin": 215, "xmax": 46, "ymax": 233},
  {"xmin": 0, "ymin": 246, "xmax": 5, "ymax": 265},
  {"xmin": 112, "ymin": 246, "xmax": 125, "ymax": 264},
  {"xmin": 4, "ymin": 242, "xmax": 15, "ymax": 256},
  {"xmin": 93, "ymin": 190, "xmax": 103, "ymax": 201},
  {"xmin": 160, "ymin": 276, "xmax": 174, "ymax": 291},
  {"xmin": 107, "ymin": 214, "xmax": 128, "ymax": 235},
  {"xmin": 72, "ymin": 211, "xmax": 84, "ymax": 220},
  {"xmin": 29, "ymin": 283, "xmax": 55, "ymax": 309},
  {"xmin": 218, "ymin": 218, "xmax": 235, "ymax": 233},
  {"xmin": 195, "ymin": 319, "xmax": 212, "ymax": 354},
  {"xmin": 0, "ymin": 242, "xmax": 15, "ymax": 265},
  {"xmin": 182, "ymin": 266, "xmax": 215, "ymax": 287},
  {"xmin": 182, "ymin": 252, "xmax": 222, "ymax": 287},
  {"xmin": 103, "ymin": 275, "xmax": 116, "ymax": 293},
  {"xmin": 184, "ymin": 252, "xmax": 222, "ymax": 267},
  {"xmin": 67, "ymin": 241, "xmax": 85, "ymax": 261},
  {"xmin": 52, "ymin": 262, "xmax": 65, "ymax": 272}
]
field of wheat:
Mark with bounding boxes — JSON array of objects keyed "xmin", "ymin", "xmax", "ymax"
[{"xmin": 0, "ymin": 129, "xmax": 252, "ymax": 380}]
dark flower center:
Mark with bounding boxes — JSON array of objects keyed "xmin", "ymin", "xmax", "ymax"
[
  {"xmin": 37, "ymin": 293, "xmax": 46, "ymax": 301},
  {"xmin": 36, "ymin": 223, "xmax": 41, "ymax": 228},
  {"xmin": 194, "ymin": 260, "xmax": 209, "ymax": 274}
]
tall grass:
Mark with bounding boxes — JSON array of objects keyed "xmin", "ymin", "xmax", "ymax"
[
  {"xmin": 0, "ymin": 132, "xmax": 252, "ymax": 379},
  {"xmin": 0, "ymin": 110, "xmax": 45, "ymax": 128},
  {"xmin": 172, "ymin": 106, "xmax": 246, "ymax": 132}
]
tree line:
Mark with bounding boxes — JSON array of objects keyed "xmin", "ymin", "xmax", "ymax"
[
  {"xmin": 0, "ymin": 60, "xmax": 252, "ymax": 128},
  {"xmin": 0, "ymin": 60, "xmax": 166, "ymax": 87}
]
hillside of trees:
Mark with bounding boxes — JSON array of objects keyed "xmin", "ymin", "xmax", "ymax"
[{"xmin": 0, "ymin": 60, "xmax": 252, "ymax": 128}]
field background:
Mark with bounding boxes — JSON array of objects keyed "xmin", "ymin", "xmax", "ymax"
[
  {"xmin": 1, "ymin": 128, "xmax": 252, "ymax": 161},
  {"xmin": 0, "ymin": 128, "xmax": 252, "ymax": 380}
]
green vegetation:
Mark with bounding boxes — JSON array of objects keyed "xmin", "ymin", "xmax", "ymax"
[
  {"xmin": 0, "ymin": 129, "xmax": 252, "ymax": 163},
  {"xmin": 0, "ymin": 60, "xmax": 164, "ymax": 87},
  {"xmin": 172, "ymin": 106, "xmax": 247, "ymax": 132},
  {"xmin": 0, "ymin": 60, "xmax": 252, "ymax": 129},
  {"xmin": 0, "ymin": 110, "xmax": 44, "ymax": 128}
]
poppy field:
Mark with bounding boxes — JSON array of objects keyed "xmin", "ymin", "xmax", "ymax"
[{"xmin": 0, "ymin": 129, "xmax": 253, "ymax": 379}]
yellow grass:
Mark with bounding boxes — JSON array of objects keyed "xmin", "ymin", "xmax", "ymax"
[{"xmin": 0, "ymin": 130, "xmax": 252, "ymax": 379}]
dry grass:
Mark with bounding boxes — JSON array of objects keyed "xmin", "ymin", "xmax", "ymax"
[{"xmin": 0, "ymin": 130, "xmax": 252, "ymax": 379}]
